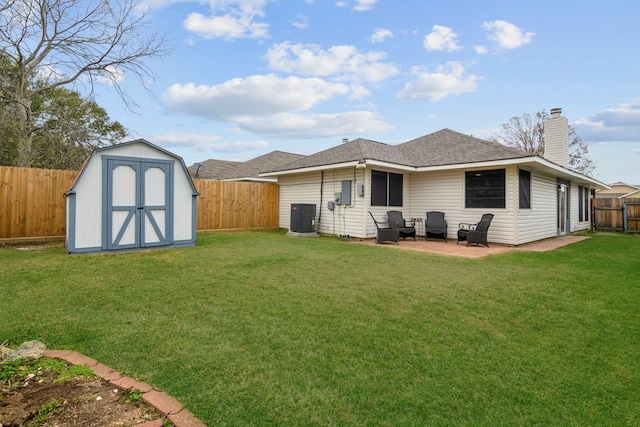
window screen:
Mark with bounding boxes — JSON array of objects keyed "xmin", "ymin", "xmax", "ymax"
[
  {"xmin": 579, "ymin": 186, "xmax": 584, "ymax": 221},
  {"xmin": 465, "ymin": 169, "xmax": 506, "ymax": 209},
  {"xmin": 371, "ymin": 170, "xmax": 403, "ymax": 207},
  {"xmin": 371, "ymin": 170, "xmax": 388, "ymax": 206},
  {"xmin": 519, "ymin": 169, "xmax": 531, "ymax": 209}
]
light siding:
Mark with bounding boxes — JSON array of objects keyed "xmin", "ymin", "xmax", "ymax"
[
  {"xmin": 278, "ymin": 163, "xmax": 594, "ymax": 245},
  {"xmin": 407, "ymin": 166, "xmax": 518, "ymax": 245},
  {"xmin": 516, "ymin": 171, "xmax": 557, "ymax": 244},
  {"xmin": 282, "ymin": 168, "xmax": 368, "ymax": 237},
  {"xmin": 67, "ymin": 141, "xmax": 196, "ymax": 252},
  {"xmin": 570, "ymin": 183, "xmax": 591, "ymax": 233}
]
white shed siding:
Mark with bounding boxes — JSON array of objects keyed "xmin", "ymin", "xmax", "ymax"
[
  {"xmin": 516, "ymin": 171, "xmax": 557, "ymax": 244},
  {"xmin": 72, "ymin": 155, "xmax": 103, "ymax": 248},
  {"xmin": 67, "ymin": 140, "xmax": 196, "ymax": 253},
  {"xmin": 173, "ymin": 164, "xmax": 195, "ymax": 241}
]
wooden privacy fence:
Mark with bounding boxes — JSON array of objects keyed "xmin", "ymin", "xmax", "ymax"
[
  {"xmin": 0, "ymin": 166, "xmax": 77, "ymax": 240},
  {"xmin": 193, "ymin": 178, "xmax": 279, "ymax": 231},
  {"xmin": 592, "ymin": 197, "xmax": 640, "ymax": 233},
  {"xmin": 0, "ymin": 166, "xmax": 279, "ymax": 241}
]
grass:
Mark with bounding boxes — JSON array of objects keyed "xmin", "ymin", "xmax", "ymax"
[{"xmin": 1, "ymin": 231, "xmax": 639, "ymax": 426}]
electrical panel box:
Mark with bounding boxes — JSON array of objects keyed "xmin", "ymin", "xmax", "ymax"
[
  {"xmin": 356, "ymin": 184, "xmax": 364, "ymax": 196},
  {"xmin": 341, "ymin": 180, "xmax": 352, "ymax": 205}
]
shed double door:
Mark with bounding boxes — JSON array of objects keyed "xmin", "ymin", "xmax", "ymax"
[{"xmin": 104, "ymin": 158, "xmax": 173, "ymax": 250}]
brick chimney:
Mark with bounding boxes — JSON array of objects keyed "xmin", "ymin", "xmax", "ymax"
[{"xmin": 543, "ymin": 108, "xmax": 569, "ymax": 167}]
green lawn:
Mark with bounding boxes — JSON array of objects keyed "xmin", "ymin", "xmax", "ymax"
[{"xmin": 1, "ymin": 231, "xmax": 639, "ymax": 426}]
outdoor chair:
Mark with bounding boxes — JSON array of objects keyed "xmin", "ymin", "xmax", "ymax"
[
  {"xmin": 457, "ymin": 213, "xmax": 494, "ymax": 247},
  {"xmin": 368, "ymin": 211, "xmax": 399, "ymax": 244},
  {"xmin": 425, "ymin": 211, "xmax": 448, "ymax": 242},
  {"xmin": 387, "ymin": 210, "xmax": 417, "ymax": 241}
]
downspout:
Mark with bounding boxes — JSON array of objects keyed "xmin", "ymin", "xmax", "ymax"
[{"xmin": 318, "ymin": 170, "xmax": 323, "ymax": 232}]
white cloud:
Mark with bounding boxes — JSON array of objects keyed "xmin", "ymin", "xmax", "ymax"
[
  {"xmin": 371, "ymin": 28, "xmax": 393, "ymax": 44},
  {"xmin": 574, "ymin": 99, "xmax": 640, "ymax": 142},
  {"xmin": 291, "ymin": 13, "xmax": 308, "ymax": 29},
  {"xmin": 474, "ymin": 45, "xmax": 488, "ymax": 55},
  {"xmin": 265, "ymin": 42, "xmax": 399, "ymax": 83},
  {"xmin": 184, "ymin": 12, "xmax": 268, "ymax": 39},
  {"xmin": 94, "ymin": 65, "xmax": 125, "ymax": 84},
  {"xmin": 181, "ymin": 0, "xmax": 270, "ymax": 40},
  {"xmin": 236, "ymin": 111, "xmax": 392, "ymax": 138},
  {"xmin": 396, "ymin": 62, "xmax": 481, "ymax": 101},
  {"xmin": 334, "ymin": 0, "xmax": 374, "ymax": 10},
  {"xmin": 153, "ymin": 132, "xmax": 269, "ymax": 153},
  {"xmin": 354, "ymin": 0, "xmax": 376, "ymax": 11},
  {"xmin": 423, "ymin": 25, "xmax": 462, "ymax": 52},
  {"xmin": 482, "ymin": 20, "xmax": 534, "ymax": 50},
  {"xmin": 162, "ymin": 73, "xmax": 393, "ymax": 139},
  {"xmin": 163, "ymin": 74, "xmax": 353, "ymax": 120}
]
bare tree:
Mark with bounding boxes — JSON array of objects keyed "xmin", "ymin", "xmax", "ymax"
[
  {"xmin": 491, "ymin": 110, "xmax": 595, "ymax": 177},
  {"xmin": 0, "ymin": 0, "xmax": 167, "ymax": 167}
]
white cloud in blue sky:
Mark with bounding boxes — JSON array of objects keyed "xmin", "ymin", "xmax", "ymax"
[
  {"xmin": 397, "ymin": 62, "xmax": 481, "ymax": 101},
  {"xmin": 92, "ymin": 0, "xmax": 640, "ymax": 184},
  {"xmin": 370, "ymin": 28, "xmax": 393, "ymax": 44},
  {"xmin": 423, "ymin": 25, "xmax": 462, "ymax": 52},
  {"xmin": 575, "ymin": 99, "xmax": 640, "ymax": 142}
]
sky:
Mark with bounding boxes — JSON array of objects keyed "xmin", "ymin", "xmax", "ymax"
[{"xmin": 92, "ymin": 0, "xmax": 640, "ymax": 185}]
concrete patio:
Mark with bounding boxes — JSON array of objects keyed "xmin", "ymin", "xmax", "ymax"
[{"xmin": 353, "ymin": 235, "xmax": 590, "ymax": 258}]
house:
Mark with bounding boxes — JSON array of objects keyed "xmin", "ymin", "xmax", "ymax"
[
  {"xmin": 595, "ymin": 182, "xmax": 640, "ymax": 199},
  {"xmin": 65, "ymin": 139, "xmax": 199, "ymax": 253},
  {"xmin": 187, "ymin": 151, "xmax": 305, "ymax": 182},
  {"xmin": 260, "ymin": 108, "xmax": 609, "ymax": 245}
]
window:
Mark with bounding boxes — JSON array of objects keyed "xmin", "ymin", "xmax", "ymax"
[
  {"xmin": 519, "ymin": 169, "xmax": 531, "ymax": 209},
  {"xmin": 465, "ymin": 169, "xmax": 505, "ymax": 209},
  {"xmin": 584, "ymin": 187, "xmax": 589, "ymax": 222},
  {"xmin": 579, "ymin": 186, "xmax": 584, "ymax": 221},
  {"xmin": 371, "ymin": 170, "xmax": 403, "ymax": 206},
  {"xmin": 579, "ymin": 186, "xmax": 589, "ymax": 222}
]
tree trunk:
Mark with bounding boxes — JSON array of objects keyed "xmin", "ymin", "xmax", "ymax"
[{"xmin": 15, "ymin": 81, "xmax": 33, "ymax": 168}]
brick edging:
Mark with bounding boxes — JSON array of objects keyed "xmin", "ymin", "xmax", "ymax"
[{"xmin": 43, "ymin": 349, "xmax": 206, "ymax": 427}]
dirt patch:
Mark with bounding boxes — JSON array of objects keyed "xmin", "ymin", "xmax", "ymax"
[{"xmin": 0, "ymin": 361, "xmax": 168, "ymax": 426}]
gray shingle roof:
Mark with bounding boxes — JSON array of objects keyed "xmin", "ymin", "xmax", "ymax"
[
  {"xmin": 263, "ymin": 129, "xmax": 530, "ymax": 173},
  {"xmin": 189, "ymin": 151, "xmax": 306, "ymax": 180}
]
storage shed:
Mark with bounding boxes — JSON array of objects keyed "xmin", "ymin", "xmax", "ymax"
[{"xmin": 65, "ymin": 139, "xmax": 199, "ymax": 254}]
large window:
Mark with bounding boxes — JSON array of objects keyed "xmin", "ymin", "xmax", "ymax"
[
  {"xmin": 371, "ymin": 170, "xmax": 403, "ymax": 206},
  {"xmin": 519, "ymin": 169, "xmax": 531, "ymax": 209},
  {"xmin": 465, "ymin": 169, "xmax": 505, "ymax": 208}
]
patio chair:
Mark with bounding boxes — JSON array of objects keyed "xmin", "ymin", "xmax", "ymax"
[
  {"xmin": 425, "ymin": 211, "xmax": 448, "ymax": 242},
  {"xmin": 387, "ymin": 210, "xmax": 417, "ymax": 241},
  {"xmin": 457, "ymin": 213, "xmax": 494, "ymax": 247},
  {"xmin": 368, "ymin": 211, "xmax": 399, "ymax": 244}
]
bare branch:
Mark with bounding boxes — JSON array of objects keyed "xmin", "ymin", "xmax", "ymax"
[
  {"xmin": 492, "ymin": 109, "xmax": 596, "ymax": 177},
  {"xmin": 0, "ymin": 0, "xmax": 169, "ymax": 166}
]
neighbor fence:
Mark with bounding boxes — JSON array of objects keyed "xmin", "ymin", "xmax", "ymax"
[
  {"xmin": 0, "ymin": 166, "xmax": 279, "ymax": 241},
  {"xmin": 592, "ymin": 197, "xmax": 640, "ymax": 233}
]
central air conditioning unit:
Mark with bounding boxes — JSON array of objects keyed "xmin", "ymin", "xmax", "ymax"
[{"xmin": 290, "ymin": 204, "xmax": 316, "ymax": 233}]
